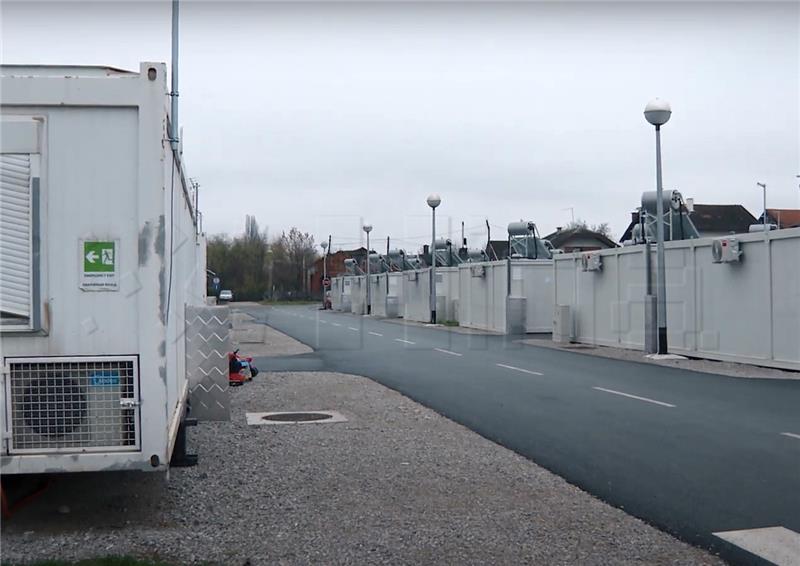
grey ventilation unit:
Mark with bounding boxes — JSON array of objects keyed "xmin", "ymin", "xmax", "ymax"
[
  {"xmin": 711, "ymin": 237, "xmax": 742, "ymax": 263},
  {"xmin": 5, "ymin": 356, "xmax": 141, "ymax": 454}
]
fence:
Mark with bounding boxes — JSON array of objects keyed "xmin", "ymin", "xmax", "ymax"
[
  {"xmin": 372, "ymin": 272, "xmax": 403, "ymax": 318},
  {"xmin": 401, "ymin": 267, "xmax": 459, "ymax": 323},
  {"xmin": 553, "ymin": 228, "xmax": 800, "ymax": 371},
  {"xmin": 458, "ymin": 260, "xmax": 554, "ymax": 333}
]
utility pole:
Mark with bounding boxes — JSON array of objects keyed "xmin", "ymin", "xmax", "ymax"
[{"xmin": 757, "ymin": 182, "xmax": 767, "ymax": 232}]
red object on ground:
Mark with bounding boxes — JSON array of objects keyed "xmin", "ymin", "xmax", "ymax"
[{"xmin": 228, "ymin": 350, "xmax": 255, "ymax": 386}]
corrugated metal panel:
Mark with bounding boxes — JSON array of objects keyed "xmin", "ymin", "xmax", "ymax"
[{"xmin": 0, "ymin": 153, "xmax": 32, "ymax": 319}]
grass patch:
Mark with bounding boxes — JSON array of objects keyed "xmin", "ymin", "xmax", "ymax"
[
  {"xmin": 20, "ymin": 558, "xmax": 175, "ymax": 566},
  {"xmin": 441, "ymin": 320, "xmax": 459, "ymax": 327}
]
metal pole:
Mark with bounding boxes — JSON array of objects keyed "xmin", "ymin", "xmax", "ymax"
[
  {"xmin": 366, "ymin": 232, "xmax": 371, "ymax": 315},
  {"xmin": 431, "ymin": 208, "xmax": 437, "ymax": 324},
  {"xmin": 170, "ymin": 0, "xmax": 179, "ymax": 150},
  {"xmin": 757, "ymin": 182, "xmax": 767, "ymax": 232},
  {"xmin": 654, "ymin": 125, "xmax": 668, "ymax": 355}
]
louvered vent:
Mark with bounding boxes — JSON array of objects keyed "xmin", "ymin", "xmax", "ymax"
[{"xmin": 0, "ymin": 154, "xmax": 33, "ymax": 322}]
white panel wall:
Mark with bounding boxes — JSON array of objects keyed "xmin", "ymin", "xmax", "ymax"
[
  {"xmin": 554, "ymin": 229, "xmax": 800, "ymax": 370},
  {"xmin": 510, "ymin": 260, "xmax": 555, "ymax": 333},
  {"xmin": 371, "ymin": 272, "xmax": 402, "ymax": 318},
  {"xmin": 403, "ymin": 269, "xmax": 433, "ymax": 322},
  {"xmin": 458, "ymin": 261, "xmax": 508, "ymax": 333},
  {"xmin": 350, "ymin": 275, "xmax": 366, "ymax": 315}
]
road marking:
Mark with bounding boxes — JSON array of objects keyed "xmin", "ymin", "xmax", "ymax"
[
  {"xmin": 369, "ymin": 331, "xmax": 383, "ymax": 337},
  {"xmin": 592, "ymin": 387, "xmax": 675, "ymax": 408},
  {"xmin": 713, "ymin": 526, "xmax": 800, "ymax": 566},
  {"xmin": 780, "ymin": 432, "xmax": 800, "ymax": 441},
  {"xmin": 435, "ymin": 348, "xmax": 462, "ymax": 357},
  {"xmin": 348, "ymin": 327, "xmax": 359, "ymax": 332},
  {"xmin": 332, "ymin": 323, "xmax": 341, "ymax": 327},
  {"xmin": 496, "ymin": 363, "xmax": 543, "ymax": 376},
  {"xmin": 319, "ymin": 320, "xmax": 327, "ymax": 324},
  {"xmin": 395, "ymin": 339, "xmax": 415, "ymax": 345}
]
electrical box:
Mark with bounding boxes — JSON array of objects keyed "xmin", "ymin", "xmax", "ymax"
[
  {"xmin": 470, "ymin": 265, "xmax": 485, "ymax": 278},
  {"xmin": 581, "ymin": 252, "xmax": 602, "ymax": 272},
  {"xmin": 712, "ymin": 237, "xmax": 742, "ymax": 263}
]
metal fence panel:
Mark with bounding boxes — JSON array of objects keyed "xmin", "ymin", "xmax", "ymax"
[{"xmin": 185, "ymin": 305, "xmax": 230, "ymax": 421}]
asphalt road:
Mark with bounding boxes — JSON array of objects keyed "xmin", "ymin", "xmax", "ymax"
[{"xmin": 240, "ymin": 303, "xmax": 800, "ymax": 565}]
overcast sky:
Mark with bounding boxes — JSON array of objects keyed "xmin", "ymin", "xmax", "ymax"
[{"xmin": 2, "ymin": 1, "xmax": 799, "ymax": 251}]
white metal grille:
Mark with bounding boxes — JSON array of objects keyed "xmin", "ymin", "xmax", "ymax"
[{"xmin": 6, "ymin": 356, "xmax": 140, "ymax": 454}]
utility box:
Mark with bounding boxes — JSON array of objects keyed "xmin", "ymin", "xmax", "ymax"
[
  {"xmin": 0, "ymin": 63, "xmax": 208, "ymax": 474},
  {"xmin": 581, "ymin": 252, "xmax": 603, "ymax": 272},
  {"xmin": 553, "ymin": 305, "xmax": 573, "ymax": 343}
]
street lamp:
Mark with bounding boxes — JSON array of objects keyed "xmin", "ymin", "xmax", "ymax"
[
  {"xmin": 363, "ymin": 224, "xmax": 372, "ymax": 315},
  {"xmin": 757, "ymin": 182, "xmax": 768, "ymax": 232},
  {"xmin": 321, "ymin": 241, "xmax": 328, "ymax": 308},
  {"xmin": 644, "ymin": 98, "xmax": 672, "ymax": 355},
  {"xmin": 426, "ymin": 193, "xmax": 441, "ymax": 324}
]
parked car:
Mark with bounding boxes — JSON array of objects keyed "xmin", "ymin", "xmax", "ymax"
[{"xmin": 219, "ymin": 289, "xmax": 233, "ymax": 303}]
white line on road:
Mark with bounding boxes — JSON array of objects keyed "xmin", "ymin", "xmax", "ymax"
[
  {"xmin": 780, "ymin": 432, "xmax": 800, "ymax": 440},
  {"xmin": 319, "ymin": 320, "xmax": 328, "ymax": 324},
  {"xmin": 713, "ymin": 526, "xmax": 800, "ymax": 566},
  {"xmin": 592, "ymin": 387, "xmax": 675, "ymax": 408},
  {"xmin": 395, "ymin": 339, "xmax": 415, "ymax": 345},
  {"xmin": 369, "ymin": 331, "xmax": 383, "ymax": 337},
  {"xmin": 435, "ymin": 348, "xmax": 462, "ymax": 357},
  {"xmin": 348, "ymin": 327, "xmax": 359, "ymax": 332},
  {"xmin": 331, "ymin": 323, "xmax": 341, "ymax": 327},
  {"xmin": 496, "ymin": 363, "xmax": 543, "ymax": 376}
]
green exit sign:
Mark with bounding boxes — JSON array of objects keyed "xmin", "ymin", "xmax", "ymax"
[{"xmin": 83, "ymin": 241, "xmax": 115, "ymax": 273}]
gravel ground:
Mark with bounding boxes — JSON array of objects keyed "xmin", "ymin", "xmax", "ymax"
[
  {"xmin": 520, "ymin": 336, "xmax": 800, "ymax": 380},
  {"xmin": 1, "ymin": 378, "xmax": 724, "ymax": 566},
  {"xmin": 2, "ymin": 332, "xmax": 724, "ymax": 565}
]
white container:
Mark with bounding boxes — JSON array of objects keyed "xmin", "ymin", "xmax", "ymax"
[{"xmin": 0, "ymin": 63, "xmax": 207, "ymax": 474}]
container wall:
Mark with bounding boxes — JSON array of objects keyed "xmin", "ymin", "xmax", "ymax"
[
  {"xmin": 457, "ymin": 261, "xmax": 507, "ymax": 333},
  {"xmin": 0, "ymin": 62, "xmax": 205, "ymax": 473},
  {"xmin": 554, "ymin": 229, "xmax": 800, "ymax": 370}
]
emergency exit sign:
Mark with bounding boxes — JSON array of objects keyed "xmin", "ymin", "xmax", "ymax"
[{"xmin": 80, "ymin": 239, "xmax": 119, "ymax": 291}]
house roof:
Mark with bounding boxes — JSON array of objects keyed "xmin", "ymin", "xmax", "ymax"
[
  {"xmin": 689, "ymin": 204, "xmax": 756, "ymax": 234},
  {"xmin": 543, "ymin": 227, "xmax": 618, "ymax": 249},
  {"xmin": 619, "ymin": 203, "xmax": 757, "ymax": 242},
  {"xmin": 766, "ymin": 208, "xmax": 800, "ymax": 228}
]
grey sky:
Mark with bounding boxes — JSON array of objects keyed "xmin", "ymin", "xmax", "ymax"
[{"xmin": 2, "ymin": 1, "xmax": 798, "ymax": 251}]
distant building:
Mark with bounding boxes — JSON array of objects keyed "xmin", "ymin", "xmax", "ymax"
[
  {"xmin": 760, "ymin": 208, "xmax": 800, "ymax": 229},
  {"xmin": 543, "ymin": 227, "xmax": 618, "ymax": 253},
  {"xmin": 309, "ymin": 247, "xmax": 368, "ymax": 298},
  {"xmin": 620, "ymin": 203, "xmax": 757, "ymax": 242}
]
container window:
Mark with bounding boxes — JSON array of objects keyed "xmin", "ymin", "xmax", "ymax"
[{"xmin": 1, "ymin": 153, "xmax": 37, "ymax": 331}]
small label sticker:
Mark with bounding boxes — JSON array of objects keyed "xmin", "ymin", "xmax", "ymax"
[{"xmin": 90, "ymin": 372, "xmax": 120, "ymax": 387}]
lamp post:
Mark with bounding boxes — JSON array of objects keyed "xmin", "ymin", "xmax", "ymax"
[
  {"xmin": 644, "ymin": 98, "xmax": 672, "ymax": 355},
  {"xmin": 363, "ymin": 224, "xmax": 372, "ymax": 315},
  {"xmin": 757, "ymin": 182, "xmax": 768, "ymax": 232},
  {"xmin": 426, "ymin": 194, "xmax": 441, "ymax": 324},
  {"xmin": 321, "ymin": 241, "xmax": 328, "ymax": 308}
]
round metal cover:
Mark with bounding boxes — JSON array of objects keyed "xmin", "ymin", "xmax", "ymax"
[{"xmin": 262, "ymin": 412, "xmax": 332, "ymax": 422}]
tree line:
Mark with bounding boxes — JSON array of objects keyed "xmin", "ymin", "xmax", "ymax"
[{"xmin": 206, "ymin": 216, "xmax": 318, "ymax": 301}]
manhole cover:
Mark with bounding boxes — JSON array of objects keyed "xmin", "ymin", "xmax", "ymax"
[
  {"xmin": 246, "ymin": 411, "xmax": 348, "ymax": 426},
  {"xmin": 262, "ymin": 412, "xmax": 332, "ymax": 422}
]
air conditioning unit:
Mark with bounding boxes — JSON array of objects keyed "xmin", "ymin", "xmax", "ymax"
[
  {"xmin": 5, "ymin": 356, "xmax": 141, "ymax": 454},
  {"xmin": 581, "ymin": 252, "xmax": 602, "ymax": 272},
  {"xmin": 712, "ymin": 237, "xmax": 741, "ymax": 263},
  {"xmin": 407, "ymin": 271, "xmax": 418, "ymax": 282},
  {"xmin": 470, "ymin": 265, "xmax": 485, "ymax": 278}
]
